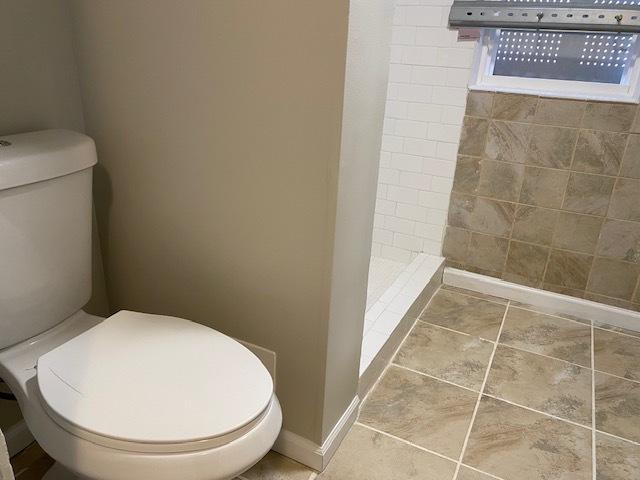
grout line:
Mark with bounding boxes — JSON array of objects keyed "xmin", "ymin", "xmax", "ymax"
[
  {"xmin": 452, "ymin": 300, "xmax": 510, "ymax": 479},
  {"xmin": 595, "ymin": 427, "xmax": 640, "ymax": 447},
  {"xmin": 415, "ymin": 318, "xmax": 496, "ymax": 343},
  {"xmin": 593, "ymin": 323, "xmax": 640, "ymax": 340},
  {"xmin": 355, "ymin": 422, "xmax": 458, "ymax": 464},
  {"xmin": 506, "ymin": 303, "xmax": 593, "ymax": 327},
  {"xmin": 591, "ymin": 319, "xmax": 597, "ymax": 480},
  {"xmin": 440, "ymin": 284, "xmax": 509, "ymax": 306},
  {"xmin": 390, "ymin": 363, "xmax": 480, "ymax": 393}
]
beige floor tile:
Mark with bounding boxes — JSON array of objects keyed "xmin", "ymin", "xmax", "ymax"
[
  {"xmin": 319, "ymin": 424, "xmax": 456, "ymax": 480},
  {"xmin": 420, "ymin": 289, "xmax": 506, "ymax": 340},
  {"xmin": 241, "ymin": 451, "xmax": 314, "ymax": 480},
  {"xmin": 595, "ymin": 372, "xmax": 640, "ymax": 443},
  {"xmin": 395, "ymin": 321, "xmax": 494, "ymax": 390},
  {"xmin": 463, "ymin": 396, "xmax": 592, "ymax": 480},
  {"xmin": 456, "ymin": 466, "xmax": 497, "ymax": 480},
  {"xmin": 359, "ymin": 365, "xmax": 477, "ymax": 458},
  {"xmin": 594, "ymin": 328, "xmax": 640, "ymax": 381},
  {"xmin": 485, "ymin": 345, "xmax": 592, "ymax": 425},
  {"xmin": 596, "ymin": 432, "xmax": 640, "ymax": 480},
  {"xmin": 499, "ymin": 306, "xmax": 591, "ymax": 367}
]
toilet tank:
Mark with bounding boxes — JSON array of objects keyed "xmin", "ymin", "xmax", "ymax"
[{"xmin": 0, "ymin": 130, "xmax": 97, "ymax": 349}]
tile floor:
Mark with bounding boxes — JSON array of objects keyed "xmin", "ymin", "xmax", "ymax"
[{"xmin": 11, "ymin": 285, "xmax": 640, "ymax": 479}]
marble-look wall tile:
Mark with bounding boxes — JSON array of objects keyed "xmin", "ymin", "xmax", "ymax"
[
  {"xmin": 519, "ymin": 167, "xmax": 569, "ymax": 208},
  {"xmin": 609, "ymin": 178, "xmax": 640, "ymax": 222},
  {"xmin": 572, "ymin": 130, "xmax": 626, "ymax": 175},
  {"xmin": 467, "ymin": 233, "xmax": 509, "ymax": 272},
  {"xmin": 562, "ymin": 172, "xmax": 614, "ymax": 215},
  {"xmin": 596, "ymin": 219, "xmax": 640, "ymax": 263},
  {"xmin": 503, "ymin": 241, "xmax": 548, "ymax": 287},
  {"xmin": 552, "ymin": 212, "xmax": 603, "ymax": 254},
  {"xmin": 466, "ymin": 91, "xmax": 494, "ymax": 118},
  {"xmin": 581, "ymin": 102, "xmax": 637, "ymax": 132},
  {"xmin": 484, "ymin": 120, "xmax": 529, "ymax": 164},
  {"xmin": 445, "ymin": 93, "xmax": 640, "ymax": 308},
  {"xmin": 587, "ymin": 257, "xmax": 640, "ymax": 300},
  {"xmin": 526, "ymin": 125, "xmax": 577, "ymax": 169},
  {"xmin": 476, "ymin": 160, "xmax": 524, "ymax": 202},
  {"xmin": 459, "ymin": 116, "xmax": 489, "ymax": 157},
  {"xmin": 620, "ymin": 134, "xmax": 640, "ymax": 178},
  {"xmin": 544, "ymin": 250, "xmax": 593, "ymax": 290},
  {"xmin": 534, "ymin": 98, "xmax": 586, "ymax": 127},
  {"xmin": 511, "ymin": 205, "xmax": 558, "ymax": 245},
  {"xmin": 492, "ymin": 93, "xmax": 538, "ymax": 122}
]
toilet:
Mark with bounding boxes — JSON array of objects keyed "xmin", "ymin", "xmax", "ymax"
[{"xmin": 0, "ymin": 130, "xmax": 282, "ymax": 480}]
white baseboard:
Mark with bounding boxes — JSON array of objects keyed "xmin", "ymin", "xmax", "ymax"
[
  {"xmin": 4, "ymin": 420, "xmax": 34, "ymax": 457},
  {"xmin": 272, "ymin": 395, "xmax": 359, "ymax": 471},
  {"xmin": 443, "ymin": 268, "xmax": 640, "ymax": 332}
]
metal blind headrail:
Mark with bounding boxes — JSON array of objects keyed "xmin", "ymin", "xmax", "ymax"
[{"xmin": 449, "ymin": 1, "xmax": 640, "ymax": 32}]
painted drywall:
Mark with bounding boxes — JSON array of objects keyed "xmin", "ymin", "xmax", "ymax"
[
  {"xmin": 323, "ymin": 0, "xmax": 395, "ymax": 439},
  {"xmin": 372, "ymin": 0, "xmax": 475, "ymax": 263},
  {"xmin": 0, "ymin": 0, "xmax": 109, "ymax": 434},
  {"xmin": 69, "ymin": 0, "xmax": 355, "ymax": 445}
]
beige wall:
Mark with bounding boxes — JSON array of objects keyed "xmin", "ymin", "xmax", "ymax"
[
  {"xmin": 322, "ymin": 0, "xmax": 395, "ymax": 439},
  {"xmin": 70, "ymin": 0, "xmax": 356, "ymax": 444},
  {"xmin": 445, "ymin": 92, "xmax": 640, "ymax": 312}
]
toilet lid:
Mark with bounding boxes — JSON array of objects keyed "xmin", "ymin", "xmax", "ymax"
[{"xmin": 37, "ymin": 311, "xmax": 273, "ymax": 449}]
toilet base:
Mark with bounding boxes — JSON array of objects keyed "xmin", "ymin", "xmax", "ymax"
[{"xmin": 42, "ymin": 463, "xmax": 83, "ymax": 480}]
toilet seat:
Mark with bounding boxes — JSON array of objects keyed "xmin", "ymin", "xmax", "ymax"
[{"xmin": 36, "ymin": 310, "xmax": 274, "ymax": 454}]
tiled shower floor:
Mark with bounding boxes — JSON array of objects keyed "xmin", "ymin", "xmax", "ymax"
[{"xmin": 12, "ymin": 285, "xmax": 640, "ymax": 479}]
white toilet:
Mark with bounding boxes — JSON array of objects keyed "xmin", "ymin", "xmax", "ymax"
[{"xmin": 0, "ymin": 130, "xmax": 282, "ymax": 480}]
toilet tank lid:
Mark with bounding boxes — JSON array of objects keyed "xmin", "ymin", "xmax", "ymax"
[{"xmin": 0, "ymin": 130, "xmax": 97, "ymax": 191}]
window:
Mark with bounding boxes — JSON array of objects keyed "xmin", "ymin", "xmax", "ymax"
[{"xmin": 470, "ymin": 28, "xmax": 640, "ymax": 102}]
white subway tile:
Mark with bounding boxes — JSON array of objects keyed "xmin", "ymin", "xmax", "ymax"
[
  {"xmin": 445, "ymin": 68, "xmax": 472, "ymax": 88},
  {"xmin": 379, "ymin": 151, "xmax": 391, "ymax": 168},
  {"xmin": 380, "ymin": 245, "xmax": 413, "ymax": 263},
  {"xmin": 373, "ymin": 227, "xmax": 394, "ymax": 246},
  {"xmin": 381, "ymin": 135, "xmax": 404, "ymax": 152},
  {"xmin": 404, "ymin": 6, "xmax": 444, "ymax": 26},
  {"xmin": 403, "ymin": 46, "xmax": 438, "ymax": 66},
  {"xmin": 427, "ymin": 123, "xmax": 461, "ymax": 143},
  {"xmin": 440, "ymin": 105, "xmax": 465, "ymax": 125},
  {"xmin": 431, "ymin": 86, "xmax": 468, "ymax": 106},
  {"xmin": 374, "ymin": 214, "xmax": 385, "ymax": 228},
  {"xmin": 378, "ymin": 168, "xmax": 400, "ymax": 185},
  {"xmin": 389, "ymin": 64, "xmax": 412, "ymax": 83},
  {"xmin": 396, "ymin": 203, "xmax": 428, "ymax": 222},
  {"xmin": 435, "ymin": 141, "xmax": 459, "ymax": 160},
  {"xmin": 385, "ymin": 100, "xmax": 408, "ymax": 119},
  {"xmin": 403, "ymin": 137, "xmax": 437, "ymax": 156},
  {"xmin": 383, "ymin": 117, "xmax": 395, "ymax": 134},
  {"xmin": 394, "ymin": 232, "xmax": 424, "ymax": 252},
  {"xmin": 384, "ymin": 215, "xmax": 415, "ymax": 235},
  {"xmin": 392, "ymin": 26, "xmax": 417, "ymax": 45},
  {"xmin": 387, "ymin": 83, "xmax": 400, "ymax": 100},
  {"xmin": 422, "ymin": 157, "xmax": 456, "ymax": 177},
  {"xmin": 430, "ymin": 175, "xmax": 454, "ymax": 193},
  {"xmin": 398, "ymin": 171, "xmax": 432, "ymax": 190},
  {"xmin": 397, "ymin": 84, "xmax": 432, "ymax": 102},
  {"xmin": 387, "ymin": 185, "xmax": 419, "ymax": 205},
  {"xmin": 414, "ymin": 222, "xmax": 444, "ymax": 241},
  {"xmin": 370, "ymin": 242, "xmax": 382, "ymax": 257},
  {"xmin": 390, "ymin": 152, "xmax": 423, "ymax": 173},
  {"xmin": 394, "ymin": 120, "xmax": 428, "ymax": 139},
  {"xmin": 436, "ymin": 48, "xmax": 475, "ymax": 68},
  {"xmin": 427, "ymin": 208, "xmax": 448, "ymax": 225},
  {"xmin": 393, "ymin": 6, "xmax": 406, "ymax": 25},
  {"xmin": 418, "ymin": 190, "xmax": 451, "ymax": 210},
  {"xmin": 390, "ymin": 45, "xmax": 404, "ymax": 64},
  {"xmin": 411, "ymin": 65, "xmax": 447, "ymax": 86},
  {"xmin": 407, "ymin": 103, "xmax": 441, "ymax": 122},
  {"xmin": 375, "ymin": 198, "xmax": 397, "ymax": 215},
  {"xmin": 422, "ymin": 239, "xmax": 442, "ymax": 255},
  {"xmin": 376, "ymin": 183, "xmax": 388, "ymax": 199}
]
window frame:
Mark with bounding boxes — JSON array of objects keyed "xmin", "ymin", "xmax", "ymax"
[{"xmin": 469, "ymin": 28, "xmax": 640, "ymax": 103}]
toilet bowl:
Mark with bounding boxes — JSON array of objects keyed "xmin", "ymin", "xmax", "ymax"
[{"xmin": 0, "ymin": 130, "xmax": 282, "ymax": 479}]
